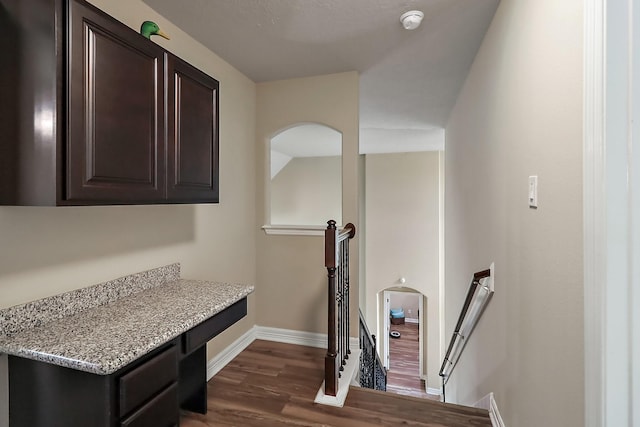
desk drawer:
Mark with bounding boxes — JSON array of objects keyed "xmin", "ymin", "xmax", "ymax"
[
  {"xmin": 119, "ymin": 346, "xmax": 178, "ymax": 417},
  {"xmin": 120, "ymin": 383, "xmax": 178, "ymax": 427},
  {"xmin": 183, "ymin": 298, "xmax": 247, "ymax": 354}
]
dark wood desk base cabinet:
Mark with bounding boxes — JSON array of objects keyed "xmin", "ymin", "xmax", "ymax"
[{"xmin": 8, "ymin": 298, "xmax": 247, "ymax": 427}]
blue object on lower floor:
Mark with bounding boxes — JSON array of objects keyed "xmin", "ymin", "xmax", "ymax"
[{"xmin": 390, "ymin": 308, "xmax": 405, "ymax": 318}]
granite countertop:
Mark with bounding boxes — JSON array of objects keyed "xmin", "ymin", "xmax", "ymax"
[{"xmin": 0, "ymin": 277, "xmax": 253, "ymax": 375}]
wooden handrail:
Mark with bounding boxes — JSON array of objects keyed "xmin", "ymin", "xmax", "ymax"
[
  {"xmin": 325, "ymin": 222, "xmax": 355, "ymax": 268},
  {"xmin": 324, "ymin": 220, "xmax": 356, "ymax": 397}
]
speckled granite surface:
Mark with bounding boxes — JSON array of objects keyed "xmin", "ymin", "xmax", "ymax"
[
  {"xmin": 0, "ymin": 268, "xmax": 254, "ymax": 375},
  {"xmin": 0, "ymin": 264, "xmax": 180, "ymax": 338}
]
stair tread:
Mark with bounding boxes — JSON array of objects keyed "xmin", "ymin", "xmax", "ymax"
[{"xmin": 346, "ymin": 386, "xmax": 491, "ymax": 424}]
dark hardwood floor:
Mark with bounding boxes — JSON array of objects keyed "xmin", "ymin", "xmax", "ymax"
[
  {"xmin": 387, "ymin": 321, "xmax": 440, "ymax": 399},
  {"xmin": 180, "ymin": 340, "xmax": 491, "ymax": 427}
]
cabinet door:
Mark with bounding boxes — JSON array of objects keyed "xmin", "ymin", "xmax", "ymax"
[
  {"xmin": 66, "ymin": 0, "xmax": 165, "ymax": 203},
  {"xmin": 166, "ymin": 54, "xmax": 219, "ymax": 203}
]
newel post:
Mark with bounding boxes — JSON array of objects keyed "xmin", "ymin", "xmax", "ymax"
[{"xmin": 324, "ymin": 220, "xmax": 338, "ymax": 396}]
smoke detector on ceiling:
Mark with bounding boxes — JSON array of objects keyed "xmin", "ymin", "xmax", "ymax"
[{"xmin": 400, "ymin": 10, "xmax": 424, "ymax": 30}]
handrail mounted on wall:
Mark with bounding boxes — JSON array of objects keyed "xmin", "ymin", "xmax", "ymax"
[{"xmin": 439, "ymin": 268, "xmax": 494, "ymax": 401}]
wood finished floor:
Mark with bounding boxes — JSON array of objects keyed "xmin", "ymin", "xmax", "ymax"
[
  {"xmin": 180, "ymin": 340, "xmax": 491, "ymax": 427},
  {"xmin": 387, "ymin": 322, "xmax": 439, "ymax": 400}
]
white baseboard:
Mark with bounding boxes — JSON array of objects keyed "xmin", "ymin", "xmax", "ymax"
[
  {"xmin": 427, "ymin": 387, "xmax": 442, "ymax": 396},
  {"xmin": 418, "ymin": 374, "xmax": 441, "ymax": 396},
  {"xmin": 474, "ymin": 393, "xmax": 505, "ymax": 427},
  {"xmin": 488, "ymin": 394, "xmax": 505, "ymax": 427},
  {"xmin": 206, "ymin": 326, "xmax": 258, "ymax": 380},
  {"xmin": 254, "ymin": 326, "xmax": 326, "ymax": 348},
  {"xmin": 405, "ymin": 317, "xmax": 419, "ymax": 324},
  {"xmin": 255, "ymin": 325, "xmax": 359, "ymax": 349},
  {"xmin": 206, "ymin": 325, "xmax": 358, "ymax": 381}
]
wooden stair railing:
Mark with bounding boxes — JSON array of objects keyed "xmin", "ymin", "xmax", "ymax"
[
  {"xmin": 324, "ymin": 220, "xmax": 356, "ymax": 397},
  {"xmin": 358, "ymin": 309, "xmax": 387, "ymax": 391}
]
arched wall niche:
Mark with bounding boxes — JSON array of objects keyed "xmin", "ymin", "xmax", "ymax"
[{"xmin": 267, "ymin": 122, "xmax": 343, "ymax": 228}]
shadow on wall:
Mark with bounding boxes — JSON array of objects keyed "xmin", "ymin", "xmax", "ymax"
[
  {"xmin": 0, "ymin": 205, "xmax": 196, "ymax": 276},
  {"xmin": 256, "ymin": 234, "xmax": 332, "ymax": 334},
  {"xmin": 304, "ymin": 273, "xmax": 328, "ymax": 333}
]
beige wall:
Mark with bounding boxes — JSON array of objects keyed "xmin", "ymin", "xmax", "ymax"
[
  {"xmin": 389, "ymin": 292, "xmax": 420, "ymax": 318},
  {"xmin": 271, "ymin": 156, "xmax": 342, "ymax": 225},
  {"xmin": 256, "ymin": 72, "xmax": 359, "ymax": 335},
  {"xmin": 0, "ymin": 1, "xmax": 257, "ymax": 424},
  {"xmin": 358, "ymin": 154, "xmax": 367, "ymax": 311},
  {"xmin": 444, "ymin": 0, "xmax": 584, "ymax": 425},
  {"xmin": 364, "ymin": 152, "xmax": 440, "ymax": 389}
]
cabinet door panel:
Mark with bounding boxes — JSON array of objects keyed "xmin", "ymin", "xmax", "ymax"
[
  {"xmin": 119, "ymin": 345, "xmax": 178, "ymax": 417},
  {"xmin": 167, "ymin": 55, "xmax": 219, "ymax": 203},
  {"xmin": 120, "ymin": 383, "xmax": 178, "ymax": 427},
  {"xmin": 67, "ymin": 1, "xmax": 165, "ymax": 203}
]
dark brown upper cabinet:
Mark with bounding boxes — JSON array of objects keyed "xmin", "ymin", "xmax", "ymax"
[
  {"xmin": 0, "ymin": 0, "xmax": 220, "ymax": 205},
  {"xmin": 167, "ymin": 55, "xmax": 219, "ymax": 203},
  {"xmin": 67, "ymin": 0, "xmax": 166, "ymax": 203}
]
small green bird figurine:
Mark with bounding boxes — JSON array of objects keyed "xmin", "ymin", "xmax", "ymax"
[{"xmin": 140, "ymin": 21, "xmax": 170, "ymax": 40}]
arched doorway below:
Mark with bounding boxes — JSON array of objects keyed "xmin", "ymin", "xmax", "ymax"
[{"xmin": 380, "ymin": 288, "xmax": 440, "ymax": 400}]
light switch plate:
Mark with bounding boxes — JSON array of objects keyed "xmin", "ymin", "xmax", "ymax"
[{"xmin": 529, "ymin": 176, "xmax": 538, "ymax": 208}]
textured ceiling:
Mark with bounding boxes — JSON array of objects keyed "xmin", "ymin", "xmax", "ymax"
[{"xmin": 143, "ymin": 0, "xmax": 499, "ymax": 152}]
